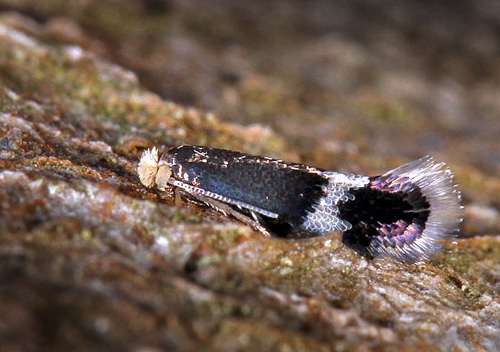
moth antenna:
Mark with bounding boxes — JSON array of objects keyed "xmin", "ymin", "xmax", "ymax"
[{"xmin": 138, "ymin": 147, "xmax": 160, "ymax": 188}]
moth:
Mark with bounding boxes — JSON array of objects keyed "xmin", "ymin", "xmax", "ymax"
[{"xmin": 138, "ymin": 145, "xmax": 462, "ymax": 263}]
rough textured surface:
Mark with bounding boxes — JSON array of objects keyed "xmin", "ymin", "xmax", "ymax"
[{"xmin": 0, "ymin": 1, "xmax": 499, "ymax": 351}]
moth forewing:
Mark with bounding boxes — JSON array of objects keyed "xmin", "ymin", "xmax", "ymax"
[{"xmin": 138, "ymin": 146, "xmax": 462, "ymax": 263}]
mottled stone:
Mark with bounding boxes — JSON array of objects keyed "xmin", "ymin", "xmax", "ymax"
[{"xmin": 0, "ymin": 2, "xmax": 499, "ymax": 352}]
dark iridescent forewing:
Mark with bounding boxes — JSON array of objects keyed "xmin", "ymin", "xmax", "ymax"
[{"xmin": 162, "ymin": 146, "xmax": 353, "ymax": 237}]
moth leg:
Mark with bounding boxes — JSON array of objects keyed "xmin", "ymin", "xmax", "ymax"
[
  {"xmin": 174, "ymin": 187, "xmax": 183, "ymax": 206},
  {"xmin": 195, "ymin": 194, "xmax": 272, "ymax": 237}
]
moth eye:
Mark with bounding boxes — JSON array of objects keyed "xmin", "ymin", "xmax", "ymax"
[{"xmin": 155, "ymin": 164, "xmax": 171, "ymax": 190}]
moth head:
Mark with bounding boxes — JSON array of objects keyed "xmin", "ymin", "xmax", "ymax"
[{"xmin": 138, "ymin": 147, "xmax": 171, "ymax": 189}]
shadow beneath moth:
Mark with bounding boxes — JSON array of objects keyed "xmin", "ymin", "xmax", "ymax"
[{"xmin": 138, "ymin": 145, "xmax": 462, "ymax": 263}]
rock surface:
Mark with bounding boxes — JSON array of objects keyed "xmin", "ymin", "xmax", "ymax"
[{"xmin": 0, "ymin": 1, "xmax": 499, "ymax": 351}]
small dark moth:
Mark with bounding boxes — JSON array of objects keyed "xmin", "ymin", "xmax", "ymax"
[{"xmin": 138, "ymin": 145, "xmax": 462, "ymax": 263}]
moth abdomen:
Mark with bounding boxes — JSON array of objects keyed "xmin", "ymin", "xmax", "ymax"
[{"xmin": 138, "ymin": 146, "xmax": 462, "ymax": 263}]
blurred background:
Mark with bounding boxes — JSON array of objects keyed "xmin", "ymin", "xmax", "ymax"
[
  {"xmin": 2, "ymin": 0, "xmax": 499, "ymax": 201},
  {"xmin": 1, "ymin": 1, "xmax": 500, "ymax": 351}
]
